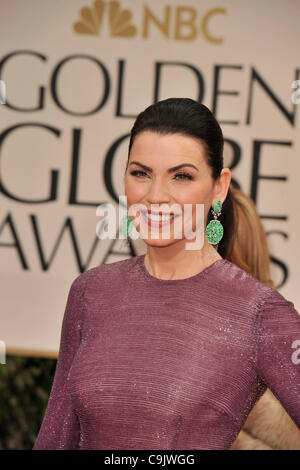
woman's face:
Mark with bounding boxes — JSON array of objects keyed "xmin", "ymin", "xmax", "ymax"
[{"xmin": 124, "ymin": 130, "xmax": 230, "ymax": 248}]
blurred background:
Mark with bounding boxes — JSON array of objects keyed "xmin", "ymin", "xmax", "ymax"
[{"xmin": 0, "ymin": 0, "xmax": 299, "ymax": 449}]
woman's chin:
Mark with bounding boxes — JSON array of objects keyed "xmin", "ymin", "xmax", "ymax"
[
  {"xmin": 133, "ymin": 223, "xmax": 184, "ymax": 247},
  {"xmin": 141, "ymin": 236, "xmax": 180, "ymax": 248}
]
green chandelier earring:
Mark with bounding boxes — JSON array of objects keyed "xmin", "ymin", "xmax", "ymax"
[
  {"xmin": 205, "ymin": 199, "xmax": 224, "ymax": 245},
  {"xmin": 120, "ymin": 211, "xmax": 133, "ymax": 237}
]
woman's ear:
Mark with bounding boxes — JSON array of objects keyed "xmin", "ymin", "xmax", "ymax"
[{"xmin": 214, "ymin": 168, "xmax": 231, "ymax": 202}]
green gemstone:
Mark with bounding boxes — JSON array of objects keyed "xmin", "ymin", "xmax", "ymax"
[
  {"xmin": 214, "ymin": 200, "xmax": 222, "ymax": 214},
  {"xmin": 205, "ymin": 220, "xmax": 224, "ymax": 245}
]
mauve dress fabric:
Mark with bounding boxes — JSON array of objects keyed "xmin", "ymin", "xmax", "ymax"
[{"xmin": 33, "ymin": 255, "xmax": 300, "ymax": 450}]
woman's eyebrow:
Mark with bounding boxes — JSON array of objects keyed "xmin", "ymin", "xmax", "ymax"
[{"xmin": 128, "ymin": 161, "xmax": 199, "ymax": 172}]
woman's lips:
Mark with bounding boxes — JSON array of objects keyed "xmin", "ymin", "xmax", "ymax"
[{"xmin": 141, "ymin": 211, "xmax": 180, "ymax": 228}]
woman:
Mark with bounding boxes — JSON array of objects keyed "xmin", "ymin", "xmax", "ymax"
[
  {"xmin": 227, "ymin": 186, "xmax": 300, "ymax": 450},
  {"xmin": 33, "ymin": 98, "xmax": 300, "ymax": 450}
]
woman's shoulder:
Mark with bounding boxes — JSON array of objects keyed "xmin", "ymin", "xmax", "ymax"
[
  {"xmin": 219, "ymin": 259, "xmax": 296, "ymax": 311},
  {"xmin": 217, "ymin": 259, "xmax": 274, "ymax": 303}
]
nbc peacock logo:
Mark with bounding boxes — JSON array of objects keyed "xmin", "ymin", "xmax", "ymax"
[
  {"xmin": 72, "ymin": 0, "xmax": 226, "ymax": 43},
  {"xmin": 73, "ymin": 0, "xmax": 137, "ymax": 37}
]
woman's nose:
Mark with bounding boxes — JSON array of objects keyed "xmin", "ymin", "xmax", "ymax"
[{"xmin": 146, "ymin": 178, "xmax": 170, "ymax": 204}]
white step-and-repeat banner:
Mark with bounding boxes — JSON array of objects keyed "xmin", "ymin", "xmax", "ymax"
[{"xmin": 0, "ymin": 0, "xmax": 299, "ymax": 357}]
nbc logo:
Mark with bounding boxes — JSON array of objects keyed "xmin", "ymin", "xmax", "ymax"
[{"xmin": 73, "ymin": 0, "xmax": 226, "ymax": 43}]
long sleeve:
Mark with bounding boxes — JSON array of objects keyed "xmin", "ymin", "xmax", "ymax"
[
  {"xmin": 255, "ymin": 288, "xmax": 300, "ymax": 428},
  {"xmin": 32, "ymin": 272, "xmax": 88, "ymax": 450}
]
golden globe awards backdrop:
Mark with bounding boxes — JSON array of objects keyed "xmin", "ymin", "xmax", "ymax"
[{"xmin": 0, "ymin": 0, "xmax": 299, "ymax": 357}]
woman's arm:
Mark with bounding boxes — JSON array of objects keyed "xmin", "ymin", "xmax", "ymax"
[
  {"xmin": 255, "ymin": 288, "xmax": 300, "ymax": 429},
  {"xmin": 32, "ymin": 272, "xmax": 88, "ymax": 449}
]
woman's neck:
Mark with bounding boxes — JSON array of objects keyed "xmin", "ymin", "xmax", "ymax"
[{"xmin": 144, "ymin": 244, "xmax": 222, "ymax": 281}]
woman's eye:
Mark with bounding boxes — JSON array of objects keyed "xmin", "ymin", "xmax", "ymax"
[
  {"xmin": 174, "ymin": 173, "xmax": 193, "ymax": 180},
  {"xmin": 130, "ymin": 170, "xmax": 193, "ymax": 180},
  {"xmin": 130, "ymin": 170, "xmax": 148, "ymax": 177}
]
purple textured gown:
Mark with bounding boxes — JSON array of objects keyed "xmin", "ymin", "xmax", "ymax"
[{"xmin": 32, "ymin": 255, "xmax": 300, "ymax": 450}]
